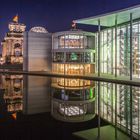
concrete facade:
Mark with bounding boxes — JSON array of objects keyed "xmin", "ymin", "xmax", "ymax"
[{"xmin": 23, "ymin": 31, "xmax": 52, "ymax": 71}]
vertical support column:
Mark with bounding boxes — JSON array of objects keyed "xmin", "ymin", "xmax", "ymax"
[
  {"xmin": 114, "ymin": 16, "xmax": 118, "ymax": 140},
  {"xmin": 130, "ymin": 13, "xmax": 133, "ymax": 140},
  {"xmin": 64, "ymin": 34, "xmax": 66, "ymax": 75},
  {"xmin": 138, "ymin": 22, "xmax": 140, "ymax": 78},
  {"xmin": 111, "ymin": 83, "xmax": 113, "ymax": 123},
  {"xmin": 97, "ymin": 19, "xmax": 101, "ymax": 139},
  {"xmin": 115, "ymin": 16, "xmax": 117, "ymax": 77},
  {"xmin": 63, "ymin": 34, "xmax": 66, "ymax": 120},
  {"xmin": 26, "ymin": 32, "xmax": 29, "ymax": 71},
  {"xmin": 126, "ymin": 25, "xmax": 128, "ymax": 76},
  {"xmin": 98, "ymin": 81, "xmax": 101, "ymax": 139},
  {"xmin": 52, "ymin": 34, "xmax": 54, "ymax": 72},
  {"xmin": 138, "ymin": 97, "xmax": 140, "ymax": 140},
  {"xmin": 130, "ymin": 86, "xmax": 133, "ymax": 140},
  {"xmin": 83, "ymin": 33, "xmax": 85, "ymax": 75},
  {"xmin": 111, "ymin": 29, "xmax": 114, "ymax": 75},
  {"xmin": 138, "ymin": 22, "xmax": 140, "ymax": 140},
  {"xmin": 130, "ymin": 13, "xmax": 133, "ymax": 80},
  {"xmin": 98, "ymin": 19, "xmax": 101, "ymax": 77},
  {"xmin": 103, "ymin": 31, "xmax": 104, "ymax": 73},
  {"xmin": 115, "ymin": 84, "xmax": 117, "ymax": 139},
  {"xmin": 95, "ymin": 33, "xmax": 98, "ymax": 74},
  {"xmin": 51, "ymin": 33, "xmax": 54, "ymax": 105}
]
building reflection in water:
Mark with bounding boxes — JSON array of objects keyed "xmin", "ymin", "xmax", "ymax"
[
  {"xmin": 0, "ymin": 74, "xmax": 95, "ymax": 123},
  {"xmin": 1, "ymin": 74, "xmax": 140, "ymax": 139},
  {"xmin": 23, "ymin": 76, "xmax": 51, "ymax": 114},
  {"xmin": 51, "ymin": 78, "xmax": 95, "ymax": 122},
  {"xmin": 3, "ymin": 74, "xmax": 23, "ymax": 112},
  {"xmin": 1, "ymin": 74, "xmax": 23, "ymax": 119},
  {"xmin": 1, "ymin": 74, "xmax": 51, "ymax": 119}
]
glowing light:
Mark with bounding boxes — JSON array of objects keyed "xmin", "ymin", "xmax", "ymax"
[
  {"xmin": 59, "ymin": 105, "xmax": 86, "ymax": 116},
  {"xmin": 11, "ymin": 113, "xmax": 17, "ymax": 120},
  {"xmin": 30, "ymin": 26, "xmax": 48, "ymax": 33},
  {"xmin": 61, "ymin": 35, "xmax": 83, "ymax": 39},
  {"xmin": 90, "ymin": 88, "xmax": 93, "ymax": 98},
  {"xmin": 0, "ymin": 57, "xmax": 4, "ymax": 65}
]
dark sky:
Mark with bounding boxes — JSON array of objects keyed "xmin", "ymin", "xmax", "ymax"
[{"xmin": 0, "ymin": 0, "xmax": 140, "ymax": 45}]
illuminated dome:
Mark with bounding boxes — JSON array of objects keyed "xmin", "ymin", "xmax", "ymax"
[{"xmin": 30, "ymin": 26, "xmax": 48, "ymax": 33}]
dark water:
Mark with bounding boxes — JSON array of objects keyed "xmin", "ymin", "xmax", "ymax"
[{"xmin": 0, "ymin": 74, "xmax": 108, "ymax": 140}]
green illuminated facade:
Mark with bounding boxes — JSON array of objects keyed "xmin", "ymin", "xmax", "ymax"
[{"xmin": 75, "ymin": 5, "xmax": 140, "ymax": 139}]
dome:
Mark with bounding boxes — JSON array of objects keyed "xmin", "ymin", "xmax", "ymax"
[{"xmin": 30, "ymin": 26, "xmax": 48, "ymax": 33}]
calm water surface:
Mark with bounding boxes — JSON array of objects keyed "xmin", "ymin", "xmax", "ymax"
[{"xmin": 0, "ymin": 74, "xmax": 107, "ymax": 140}]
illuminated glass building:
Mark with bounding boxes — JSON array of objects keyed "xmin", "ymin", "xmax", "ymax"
[
  {"xmin": 75, "ymin": 5, "xmax": 140, "ymax": 139},
  {"xmin": 51, "ymin": 30, "xmax": 96, "ymax": 122}
]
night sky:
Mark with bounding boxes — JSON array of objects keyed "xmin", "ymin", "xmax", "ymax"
[{"xmin": 0, "ymin": 0, "xmax": 140, "ymax": 51}]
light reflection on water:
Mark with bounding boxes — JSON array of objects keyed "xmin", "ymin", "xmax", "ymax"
[
  {"xmin": 0, "ymin": 74, "xmax": 95, "ymax": 123},
  {"xmin": 0, "ymin": 73, "xmax": 139, "ymax": 140}
]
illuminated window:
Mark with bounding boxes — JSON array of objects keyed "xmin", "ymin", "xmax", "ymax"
[
  {"xmin": 59, "ymin": 35, "xmax": 86, "ymax": 48},
  {"xmin": 59, "ymin": 104, "xmax": 86, "ymax": 116}
]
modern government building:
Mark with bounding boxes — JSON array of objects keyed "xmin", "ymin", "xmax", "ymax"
[
  {"xmin": 1, "ymin": 4, "xmax": 140, "ymax": 139},
  {"xmin": 51, "ymin": 30, "xmax": 95, "ymax": 122},
  {"xmin": 75, "ymin": 4, "xmax": 140, "ymax": 139}
]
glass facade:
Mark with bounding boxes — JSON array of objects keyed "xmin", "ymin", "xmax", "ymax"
[
  {"xmin": 59, "ymin": 35, "xmax": 85, "ymax": 48},
  {"xmin": 94, "ymin": 16, "xmax": 140, "ymax": 139},
  {"xmin": 96, "ymin": 82, "xmax": 140, "ymax": 139},
  {"xmin": 52, "ymin": 63, "xmax": 94, "ymax": 75},
  {"xmin": 51, "ymin": 30, "xmax": 95, "ymax": 122},
  {"xmin": 97, "ymin": 21, "xmax": 140, "ymax": 78},
  {"xmin": 52, "ymin": 52, "xmax": 95, "ymax": 63}
]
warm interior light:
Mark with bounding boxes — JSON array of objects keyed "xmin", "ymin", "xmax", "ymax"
[
  {"xmin": 53, "ymin": 63, "xmax": 91, "ymax": 74},
  {"xmin": 59, "ymin": 105, "xmax": 86, "ymax": 116},
  {"xmin": 58, "ymin": 78, "xmax": 90, "ymax": 87}
]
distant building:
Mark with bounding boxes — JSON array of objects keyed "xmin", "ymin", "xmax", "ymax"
[{"xmin": 1, "ymin": 22, "xmax": 26, "ymax": 65}]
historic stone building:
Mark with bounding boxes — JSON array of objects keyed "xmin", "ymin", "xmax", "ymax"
[{"xmin": 1, "ymin": 22, "xmax": 26, "ymax": 64}]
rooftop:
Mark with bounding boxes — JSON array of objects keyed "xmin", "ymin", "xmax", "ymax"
[{"xmin": 75, "ymin": 4, "xmax": 140, "ymax": 27}]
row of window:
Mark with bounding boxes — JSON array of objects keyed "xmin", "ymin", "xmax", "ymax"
[
  {"xmin": 52, "ymin": 88, "xmax": 94, "ymax": 101},
  {"xmin": 52, "ymin": 64, "xmax": 94, "ymax": 74},
  {"xmin": 59, "ymin": 35, "xmax": 86, "ymax": 49},
  {"xmin": 53, "ymin": 34, "xmax": 95, "ymax": 49},
  {"xmin": 53, "ymin": 52, "xmax": 95, "ymax": 63}
]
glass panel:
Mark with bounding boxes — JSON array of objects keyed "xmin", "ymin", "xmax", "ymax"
[
  {"xmin": 58, "ymin": 35, "xmax": 86, "ymax": 49},
  {"xmin": 53, "ymin": 52, "xmax": 64, "ymax": 62}
]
